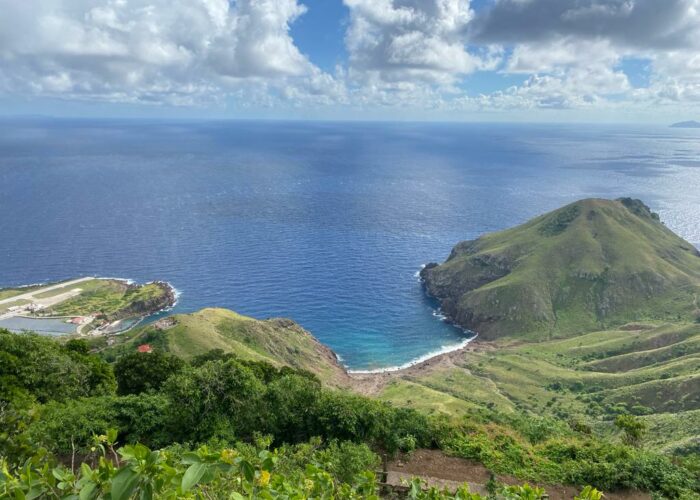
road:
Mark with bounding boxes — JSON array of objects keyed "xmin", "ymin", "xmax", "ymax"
[
  {"xmin": 0, "ymin": 277, "xmax": 94, "ymax": 306},
  {"xmin": 0, "ymin": 277, "xmax": 96, "ymax": 320}
]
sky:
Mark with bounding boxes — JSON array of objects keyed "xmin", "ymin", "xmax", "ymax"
[{"xmin": 0, "ymin": 0, "xmax": 699, "ymax": 122}]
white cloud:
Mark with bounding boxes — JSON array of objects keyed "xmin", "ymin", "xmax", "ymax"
[
  {"xmin": 473, "ymin": 0, "xmax": 700, "ymax": 51},
  {"xmin": 463, "ymin": 0, "xmax": 700, "ymax": 114},
  {"xmin": 0, "ymin": 0, "xmax": 329, "ymax": 104},
  {"xmin": 506, "ymin": 38, "xmax": 619, "ymax": 74},
  {"xmin": 343, "ymin": 0, "xmax": 500, "ymax": 86},
  {"xmin": 0, "ymin": 0, "xmax": 700, "ymax": 117},
  {"xmin": 629, "ymin": 50, "xmax": 700, "ymax": 105},
  {"xmin": 480, "ymin": 66, "xmax": 630, "ymax": 110}
]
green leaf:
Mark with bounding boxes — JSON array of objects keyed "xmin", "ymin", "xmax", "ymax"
[
  {"xmin": 229, "ymin": 493, "xmax": 245, "ymax": 500},
  {"xmin": 106, "ymin": 428, "xmax": 119, "ymax": 445},
  {"xmin": 80, "ymin": 463, "xmax": 93, "ymax": 479},
  {"xmin": 111, "ymin": 467, "xmax": 139, "ymax": 500},
  {"xmin": 118, "ymin": 446, "xmax": 137, "ymax": 462},
  {"xmin": 181, "ymin": 463, "xmax": 208, "ymax": 492},
  {"xmin": 138, "ymin": 482, "xmax": 153, "ymax": 500},
  {"xmin": 25, "ymin": 486, "xmax": 45, "ymax": 500},
  {"xmin": 239, "ymin": 460, "xmax": 255, "ymax": 484},
  {"xmin": 180, "ymin": 453, "xmax": 201, "ymax": 465},
  {"xmin": 51, "ymin": 468, "xmax": 66, "ymax": 481},
  {"xmin": 79, "ymin": 482, "xmax": 96, "ymax": 500}
]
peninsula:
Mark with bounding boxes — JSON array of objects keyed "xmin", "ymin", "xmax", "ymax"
[
  {"xmin": 420, "ymin": 198, "xmax": 700, "ymax": 340},
  {"xmin": 0, "ymin": 277, "xmax": 175, "ymax": 335}
]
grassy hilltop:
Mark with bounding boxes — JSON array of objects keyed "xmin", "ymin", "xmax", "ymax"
[
  {"xmin": 95, "ymin": 307, "xmax": 350, "ymax": 386},
  {"xmin": 421, "ymin": 198, "xmax": 700, "ymax": 340}
]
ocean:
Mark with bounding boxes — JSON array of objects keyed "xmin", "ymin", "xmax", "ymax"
[{"xmin": 1, "ymin": 119, "xmax": 699, "ymax": 370}]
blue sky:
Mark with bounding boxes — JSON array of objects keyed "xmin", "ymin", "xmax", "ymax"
[
  {"xmin": 290, "ymin": 0, "xmax": 349, "ymax": 73},
  {"xmin": 0, "ymin": 0, "xmax": 699, "ymax": 122}
]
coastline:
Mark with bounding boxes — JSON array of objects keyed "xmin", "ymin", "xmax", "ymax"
[
  {"xmin": 331, "ymin": 262, "xmax": 482, "ymax": 393},
  {"xmin": 0, "ymin": 277, "xmax": 178, "ymax": 337},
  {"xmin": 346, "ymin": 334, "xmax": 491, "ymax": 396},
  {"xmin": 2, "ymin": 269, "xmax": 473, "ymax": 375},
  {"xmin": 347, "ymin": 333, "xmax": 478, "ymax": 375},
  {"xmin": 98, "ymin": 279, "xmax": 178, "ymax": 334},
  {"xmin": 345, "ymin": 263, "xmax": 480, "ymax": 378}
]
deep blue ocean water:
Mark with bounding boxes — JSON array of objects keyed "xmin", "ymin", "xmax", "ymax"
[{"xmin": 1, "ymin": 119, "xmax": 699, "ymax": 369}]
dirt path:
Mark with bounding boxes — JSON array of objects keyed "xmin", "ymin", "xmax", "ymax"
[{"xmin": 386, "ymin": 449, "xmax": 651, "ymax": 500}]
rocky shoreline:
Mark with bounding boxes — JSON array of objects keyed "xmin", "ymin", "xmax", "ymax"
[{"xmin": 114, "ymin": 280, "xmax": 177, "ymax": 320}]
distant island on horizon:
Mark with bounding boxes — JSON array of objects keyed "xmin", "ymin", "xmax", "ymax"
[{"xmin": 670, "ymin": 120, "xmax": 700, "ymax": 128}]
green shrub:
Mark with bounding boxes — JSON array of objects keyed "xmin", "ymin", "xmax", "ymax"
[
  {"xmin": 114, "ymin": 351, "xmax": 184, "ymax": 395},
  {"xmin": 0, "ymin": 330, "xmax": 115, "ymax": 406},
  {"xmin": 26, "ymin": 394, "xmax": 171, "ymax": 453},
  {"xmin": 614, "ymin": 414, "xmax": 646, "ymax": 446}
]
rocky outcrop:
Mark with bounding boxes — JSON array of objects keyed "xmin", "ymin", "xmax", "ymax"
[{"xmin": 113, "ymin": 281, "xmax": 176, "ymax": 320}]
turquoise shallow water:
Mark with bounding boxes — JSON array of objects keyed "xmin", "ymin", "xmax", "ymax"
[{"xmin": 1, "ymin": 120, "xmax": 699, "ymax": 369}]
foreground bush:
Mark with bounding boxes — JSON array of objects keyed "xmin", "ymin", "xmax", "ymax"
[
  {"xmin": 0, "ymin": 435, "xmax": 606, "ymax": 500},
  {"xmin": 2, "ymin": 340, "xmax": 698, "ymax": 498},
  {"xmin": 440, "ymin": 420, "xmax": 698, "ymax": 498}
]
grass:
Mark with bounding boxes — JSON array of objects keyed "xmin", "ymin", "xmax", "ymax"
[
  {"xmin": 49, "ymin": 281, "xmax": 167, "ymax": 319},
  {"xmin": 379, "ymin": 379, "xmax": 475, "ymax": 416},
  {"xmin": 377, "ymin": 321, "xmax": 700, "ymax": 452},
  {"xmin": 407, "ymin": 364, "xmax": 516, "ymax": 413},
  {"xmin": 639, "ymin": 409, "xmax": 700, "ymax": 454},
  {"xmin": 0, "ymin": 284, "xmax": 44, "ymax": 301},
  {"xmin": 0, "ymin": 299, "xmax": 31, "ymax": 314},
  {"xmin": 95, "ymin": 308, "xmax": 349, "ymax": 386},
  {"xmin": 422, "ymin": 198, "xmax": 700, "ymax": 340}
]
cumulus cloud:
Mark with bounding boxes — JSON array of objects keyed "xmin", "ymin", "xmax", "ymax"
[
  {"xmin": 476, "ymin": 65, "xmax": 630, "ymax": 110},
  {"xmin": 459, "ymin": 0, "xmax": 700, "ymax": 113},
  {"xmin": 0, "ymin": 0, "xmax": 329, "ymax": 104},
  {"xmin": 1, "ymin": 0, "xmax": 699, "ymax": 115},
  {"xmin": 472, "ymin": 0, "xmax": 700, "ymax": 51},
  {"xmin": 635, "ymin": 51, "xmax": 700, "ymax": 105},
  {"xmin": 343, "ymin": 0, "xmax": 501, "ymax": 86}
]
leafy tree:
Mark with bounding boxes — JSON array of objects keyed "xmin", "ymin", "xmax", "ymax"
[
  {"xmin": 189, "ymin": 348, "xmax": 237, "ymax": 367},
  {"xmin": 114, "ymin": 351, "xmax": 184, "ymax": 395},
  {"xmin": 614, "ymin": 414, "xmax": 646, "ymax": 446},
  {"xmin": 0, "ymin": 330, "xmax": 115, "ymax": 405},
  {"xmin": 163, "ymin": 359, "xmax": 266, "ymax": 443},
  {"xmin": 26, "ymin": 394, "xmax": 171, "ymax": 454},
  {"xmin": 64, "ymin": 338, "xmax": 90, "ymax": 355}
]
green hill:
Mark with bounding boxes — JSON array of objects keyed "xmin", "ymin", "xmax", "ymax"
[
  {"xmin": 374, "ymin": 321, "xmax": 700, "ymax": 454},
  {"xmin": 421, "ymin": 198, "xmax": 700, "ymax": 340},
  {"xmin": 95, "ymin": 307, "xmax": 350, "ymax": 387}
]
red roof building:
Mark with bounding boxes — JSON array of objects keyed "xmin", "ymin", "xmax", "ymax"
[{"xmin": 137, "ymin": 344, "xmax": 153, "ymax": 353}]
